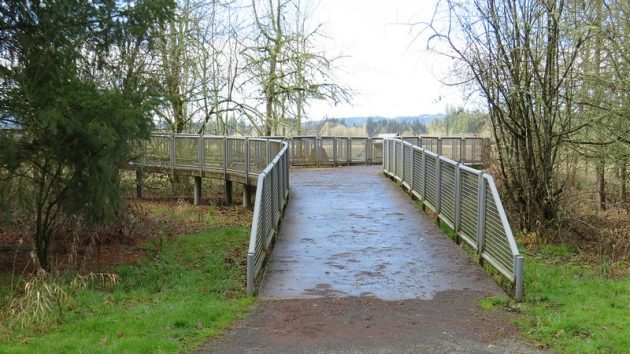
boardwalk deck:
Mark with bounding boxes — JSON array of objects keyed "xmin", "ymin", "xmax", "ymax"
[{"xmin": 260, "ymin": 165, "xmax": 502, "ymax": 300}]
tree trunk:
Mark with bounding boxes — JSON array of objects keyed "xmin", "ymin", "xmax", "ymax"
[
  {"xmin": 598, "ymin": 159, "xmax": 606, "ymax": 211},
  {"xmin": 621, "ymin": 159, "xmax": 627, "ymax": 203}
]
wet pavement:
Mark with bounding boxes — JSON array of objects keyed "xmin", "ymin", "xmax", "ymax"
[
  {"xmin": 259, "ymin": 165, "xmax": 503, "ymax": 300},
  {"xmin": 197, "ymin": 166, "xmax": 544, "ymax": 353}
]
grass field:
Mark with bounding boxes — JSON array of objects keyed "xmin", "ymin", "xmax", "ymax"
[
  {"xmin": 0, "ymin": 227, "xmax": 254, "ymax": 353},
  {"xmin": 482, "ymin": 244, "xmax": 630, "ymax": 353}
]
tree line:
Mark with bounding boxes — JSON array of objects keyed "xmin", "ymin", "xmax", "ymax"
[
  {"xmin": 425, "ymin": 0, "xmax": 629, "ymax": 231},
  {"xmin": 0, "ymin": 0, "xmax": 346, "ymax": 271}
]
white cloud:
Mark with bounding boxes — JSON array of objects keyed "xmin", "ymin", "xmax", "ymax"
[{"xmin": 306, "ymin": 0, "xmax": 476, "ymax": 119}]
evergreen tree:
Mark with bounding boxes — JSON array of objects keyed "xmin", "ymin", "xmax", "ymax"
[{"xmin": 0, "ymin": 0, "xmax": 174, "ymax": 270}]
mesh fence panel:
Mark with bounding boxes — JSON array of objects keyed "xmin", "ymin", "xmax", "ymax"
[
  {"xmin": 459, "ymin": 169, "xmax": 479, "ymax": 249},
  {"xmin": 372, "ymin": 139, "xmax": 383, "ymax": 163},
  {"xmin": 440, "ymin": 161, "xmax": 456, "ymax": 226},
  {"xmin": 204, "ymin": 138, "xmax": 224, "ymax": 170},
  {"xmin": 403, "ymin": 144, "xmax": 412, "ymax": 184},
  {"xmin": 321, "ymin": 138, "xmax": 335, "ymax": 165},
  {"xmin": 146, "ymin": 136, "xmax": 171, "ymax": 166},
  {"xmin": 175, "ymin": 137, "xmax": 199, "ymax": 167},
  {"xmin": 483, "ymin": 179, "xmax": 514, "ymax": 275},
  {"xmin": 412, "ymin": 148, "xmax": 423, "ymax": 197},
  {"xmin": 395, "ymin": 141, "xmax": 403, "ymax": 177},
  {"xmin": 226, "ymin": 138, "xmax": 246, "ymax": 172},
  {"xmin": 350, "ymin": 138, "xmax": 367, "ymax": 162},
  {"xmin": 424, "ymin": 154, "xmax": 438, "ymax": 209}
]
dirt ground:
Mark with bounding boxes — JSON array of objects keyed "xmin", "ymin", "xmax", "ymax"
[
  {"xmin": 0, "ymin": 188, "xmax": 250, "ymax": 277},
  {"xmin": 199, "ymin": 290, "xmax": 543, "ymax": 353}
]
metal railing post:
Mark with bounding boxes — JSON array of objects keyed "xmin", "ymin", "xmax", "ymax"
[
  {"xmin": 476, "ymin": 173, "xmax": 487, "ymax": 254},
  {"xmin": 247, "ymin": 253, "xmax": 255, "ymax": 296},
  {"xmin": 514, "ymin": 255, "xmax": 524, "ymax": 301},
  {"xmin": 437, "ymin": 137, "xmax": 443, "ymax": 155}
]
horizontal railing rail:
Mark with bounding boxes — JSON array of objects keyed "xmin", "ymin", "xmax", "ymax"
[{"xmin": 383, "ymin": 138, "xmax": 524, "ymax": 300}]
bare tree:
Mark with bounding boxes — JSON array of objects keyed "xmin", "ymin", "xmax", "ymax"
[{"xmin": 424, "ymin": 0, "xmax": 593, "ymax": 229}]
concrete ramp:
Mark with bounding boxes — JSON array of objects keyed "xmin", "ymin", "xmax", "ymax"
[{"xmin": 260, "ymin": 165, "xmax": 503, "ymax": 300}]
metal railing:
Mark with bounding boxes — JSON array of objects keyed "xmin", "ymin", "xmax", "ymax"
[
  {"xmin": 383, "ymin": 138, "xmax": 524, "ymax": 300},
  {"xmin": 131, "ymin": 134, "xmax": 290, "ymax": 296},
  {"xmin": 288, "ymin": 136, "xmax": 484, "ymax": 167},
  {"xmin": 397, "ymin": 136, "xmax": 485, "ymax": 164},
  {"xmin": 246, "ymin": 141, "xmax": 290, "ymax": 295},
  {"xmin": 135, "ymin": 134, "xmax": 286, "ymax": 181},
  {"xmin": 288, "ymin": 136, "xmax": 384, "ymax": 166}
]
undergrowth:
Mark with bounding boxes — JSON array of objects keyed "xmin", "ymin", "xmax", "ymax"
[{"xmin": 0, "ymin": 227, "xmax": 254, "ymax": 353}]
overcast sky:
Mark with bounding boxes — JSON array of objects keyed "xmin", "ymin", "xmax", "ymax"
[{"xmin": 307, "ymin": 0, "xmax": 474, "ymax": 119}]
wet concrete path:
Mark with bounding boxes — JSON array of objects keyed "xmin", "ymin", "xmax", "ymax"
[
  {"xmin": 259, "ymin": 165, "xmax": 502, "ymax": 300},
  {"xmin": 197, "ymin": 166, "xmax": 542, "ymax": 353}
]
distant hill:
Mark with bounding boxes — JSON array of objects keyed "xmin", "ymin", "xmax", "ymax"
[{"xmin": 327, "ymin": 114, "xmax": 444, "ymax": 127}]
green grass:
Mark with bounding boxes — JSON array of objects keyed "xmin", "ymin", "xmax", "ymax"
[
  {"xmin": 0, "ymin": 227, "xmax": 255, "ymax": 353},
  {"xmin": 482, "ymin": 245, "xmax": 630, "ymax": 353}
]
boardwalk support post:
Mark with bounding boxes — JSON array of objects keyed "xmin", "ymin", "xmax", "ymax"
[
  {"xmin": 225, "ymin": 180, "xmax": 233, "ymax": 205},
  {"xmin": 135, "ymin": 169, "xmax": 143, "ymax": 199},
  {"xmin": 194, "ymin": 176, "xmax": 202, "ymax": 206},
  {"xmin": 243, "ymin": 185, "xmax": 252, "ymax": 208}
]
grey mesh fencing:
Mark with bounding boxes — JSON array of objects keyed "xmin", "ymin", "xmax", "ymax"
[{"xmin": 382, "ymin": 138, "xmax": 524, "ymax": 301}]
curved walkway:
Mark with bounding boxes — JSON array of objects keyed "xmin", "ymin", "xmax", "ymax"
[{"xmin": 200, "ymin": 166, "xmax": 541, "ymax": 353}]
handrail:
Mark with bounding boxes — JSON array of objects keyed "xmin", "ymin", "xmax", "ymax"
[
  {"xmin": 383, "ymin": 138, "xmax": 524, "ymax": 300},
  {"xmin": 246, "ymin": 141, "xmax": 290, "ymax": 295}
]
